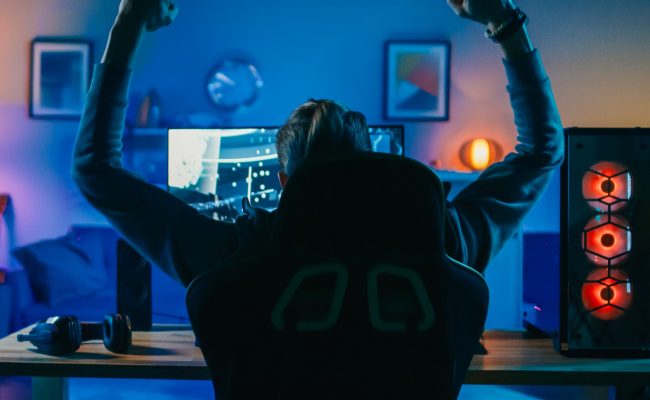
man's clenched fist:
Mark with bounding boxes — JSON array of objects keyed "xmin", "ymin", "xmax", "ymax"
[
  {"xmin": 117, "ymin": 0, "xmax": 179, "ymax": 31},
  {"xmin": 446, "ymin": 0, "xmax": 514, "ymax": 30}
]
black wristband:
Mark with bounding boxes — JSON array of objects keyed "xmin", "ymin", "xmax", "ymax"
[{"xmin": 485, "ymin": 8, "xmax": 528, "ymax": 44}]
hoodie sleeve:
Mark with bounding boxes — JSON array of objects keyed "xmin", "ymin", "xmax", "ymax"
[
  {"xmin": 72, "ymin": 63, "xmax": 238, "ymax": 287},
  {"xmin": 444, "ymin": 50, "xmax": 564, "ymax": 272}
]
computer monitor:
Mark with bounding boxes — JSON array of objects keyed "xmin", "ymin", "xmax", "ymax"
[{"xmin": 167, "ymin": 126, "xmax": 404, "ymax": 221}]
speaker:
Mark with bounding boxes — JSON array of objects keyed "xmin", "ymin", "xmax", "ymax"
[
  {"xmin": 559, "ymin": 128, "xmax": 650, "ymax": 354},
  {"xmin": 117, "ymin": 239, "xmax": 152, "ymax": 331}
]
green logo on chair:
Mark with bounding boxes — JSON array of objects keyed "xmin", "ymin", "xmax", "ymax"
[
  {"xmin": 271, "ymin": 263, "xmax": 348, "ymax": 331},
  {"xmin": 367, "ymin": 264, "xmax": 436, "ymax": 332},
  {"xmin": 271, "ymin": 263, "xmax": 435, "ymax": 332}
]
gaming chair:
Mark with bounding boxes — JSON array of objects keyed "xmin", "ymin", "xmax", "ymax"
[{"xmin": 186, "ymin": 153, "xmax": 488, "ymax": 399}]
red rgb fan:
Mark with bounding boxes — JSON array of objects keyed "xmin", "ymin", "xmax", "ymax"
[
  {"xmin": 582, "ymin": 215, "xmax": 631, "ymax": 267},
  {"xmin": 581, "ymin": 161, "xmax": 632, "ymax": 212},
  {"xmin": 581, "ymin": 268, "xmax": 632, "ymax": 320}
]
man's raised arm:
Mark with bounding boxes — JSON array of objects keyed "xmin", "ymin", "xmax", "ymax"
[
  {"xmin": 443, "ymin": 0, "xmax": 564, "ymax": 271},
  {"xmin": 73, "ymin": 0, "xmax": 238, "ymax": 286}
]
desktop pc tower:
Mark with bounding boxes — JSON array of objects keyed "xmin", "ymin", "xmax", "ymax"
[{"xmin": 557, "ymin": 128, "xmax": 650, "ymax": 354}]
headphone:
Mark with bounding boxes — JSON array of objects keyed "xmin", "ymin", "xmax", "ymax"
[{"xmin": 17, "ymin": 314, "xmax": 132, "ymax": 356}]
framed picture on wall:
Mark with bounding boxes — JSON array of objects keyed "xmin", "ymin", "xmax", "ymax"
[
  {"xmin": 30, "ymin": 38, "xmax": 93, "ymax": 119},
  {"xmin": 384, "ymin": 41, "xmax": 450, "ymax": 121}
]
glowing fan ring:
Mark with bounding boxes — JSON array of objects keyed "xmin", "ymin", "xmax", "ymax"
[
  {"xmin": 581, "ymin": 161, "xmax": 632, "ymax": 212},
  {"xmin": 582, "ymin": 215, "xmax": 632, "ymax": 267},
  {"xmin": 581, "ymin": 268, "xmax": 632, "ymax": 320}
]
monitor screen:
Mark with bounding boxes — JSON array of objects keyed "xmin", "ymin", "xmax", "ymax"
[{"xmin": 167, "ymin": 126, "xmax": 404, "ymax": 221}]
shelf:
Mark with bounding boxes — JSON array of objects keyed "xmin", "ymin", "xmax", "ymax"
[{"xmin": 432, "ymin": 169, "xmax": 480, "ymax": 183}]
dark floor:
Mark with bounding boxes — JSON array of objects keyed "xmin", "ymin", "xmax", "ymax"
[
  {"xmin": 0, "ymin": 377, "xmax": 613, "ymax": 400},
  {"xmin": 0, "ymin": 377, "xmax": 29, "ymax": 400},
  {"xmin": 0, "ymin": 377, "xmax": 214, "ymax": 400},
  {"xmin": 460, "ymin": 385, "xmax": 610, "ymax": 400}
]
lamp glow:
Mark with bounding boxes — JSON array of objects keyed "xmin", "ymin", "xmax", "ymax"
[
  {"xmin": 470, "ymin": 139, "xmax": 490, "ymax": 170},
  {"xmin": 459, "ymin": 138, "xmax": 503, "ymax": 171}
]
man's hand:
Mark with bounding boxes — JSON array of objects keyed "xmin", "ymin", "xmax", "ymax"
[
  {"xmin": 117, "ymin": 0, "xmax": 179, "ymax": 31},
  {"xmin": 447, "ymin": 0, "xmax": 514, "ymax": 31},
  {"xmin": 102, "ymin": 0, "xmax": 178, "ymax": 66},
  {"xmin": 447, "ymin": 0, "xmax": 533, "ymax": 65}
]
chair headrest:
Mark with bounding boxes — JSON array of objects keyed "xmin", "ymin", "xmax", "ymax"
[{"xmin": 271, "ymin": 152, "xmax": 447, "ymax": 265}]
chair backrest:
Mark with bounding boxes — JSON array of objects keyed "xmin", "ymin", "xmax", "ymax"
[{"xmin": 187, "ymin": 153, "xmax": 488, "ymax": 399}]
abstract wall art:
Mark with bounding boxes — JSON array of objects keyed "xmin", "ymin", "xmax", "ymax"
[{"xmin": 385, "ymin": 41, "xmax": 450, "ymax": 121}]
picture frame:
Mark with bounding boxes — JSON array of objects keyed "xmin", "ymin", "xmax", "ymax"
[
  {"xmin": 30, "ymin": 38, "xmax": 93, "ymax": 119},
  {"xmin": 384, "ymin": 41, "xmax": 450, "ymax": 121}
]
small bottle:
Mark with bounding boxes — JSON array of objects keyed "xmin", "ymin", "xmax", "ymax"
[
  {"xmin": 136, "ymin": 90, "xmax": 162, "ymax": 128},
  {"xmin": 148, "ymin": 91, "xmax": 161, "ymax": 128}
]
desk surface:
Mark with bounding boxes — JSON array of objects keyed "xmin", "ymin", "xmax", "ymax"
[
  {"xmin": 0, "ymin": 325, "xmax": 209, "ymax": 380},
  {"xmin": 1, "ymin": 327, "xmax": 650, "ymax": 386},
  {"xmin": 468, "ymin": 331, "xmax": 650, "ymax": 386}
]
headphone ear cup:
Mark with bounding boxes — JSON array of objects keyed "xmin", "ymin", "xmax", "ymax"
[
  {"xmin": 27, "ymin": 316, "xmax": 82, "ymax": 355},
  {"xmin": 102, "ymin": 313, "xmax": 132, "ymax": 354},
  {"xmin": 65, "ymin": 316, "xmax": 83, "ymax": 354}
]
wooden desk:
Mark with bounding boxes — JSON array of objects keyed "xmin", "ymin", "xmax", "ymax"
[
  {"xmin": 0, "ymin": 327, "xmax": 649, "ymax": 400},
  {"xmin": 0, "ymin": 325, "xmax": 207, "ymax": 400},
  {"xmin": 470, "ymin": 331, "xmax": 650, "ymax": 399}
]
